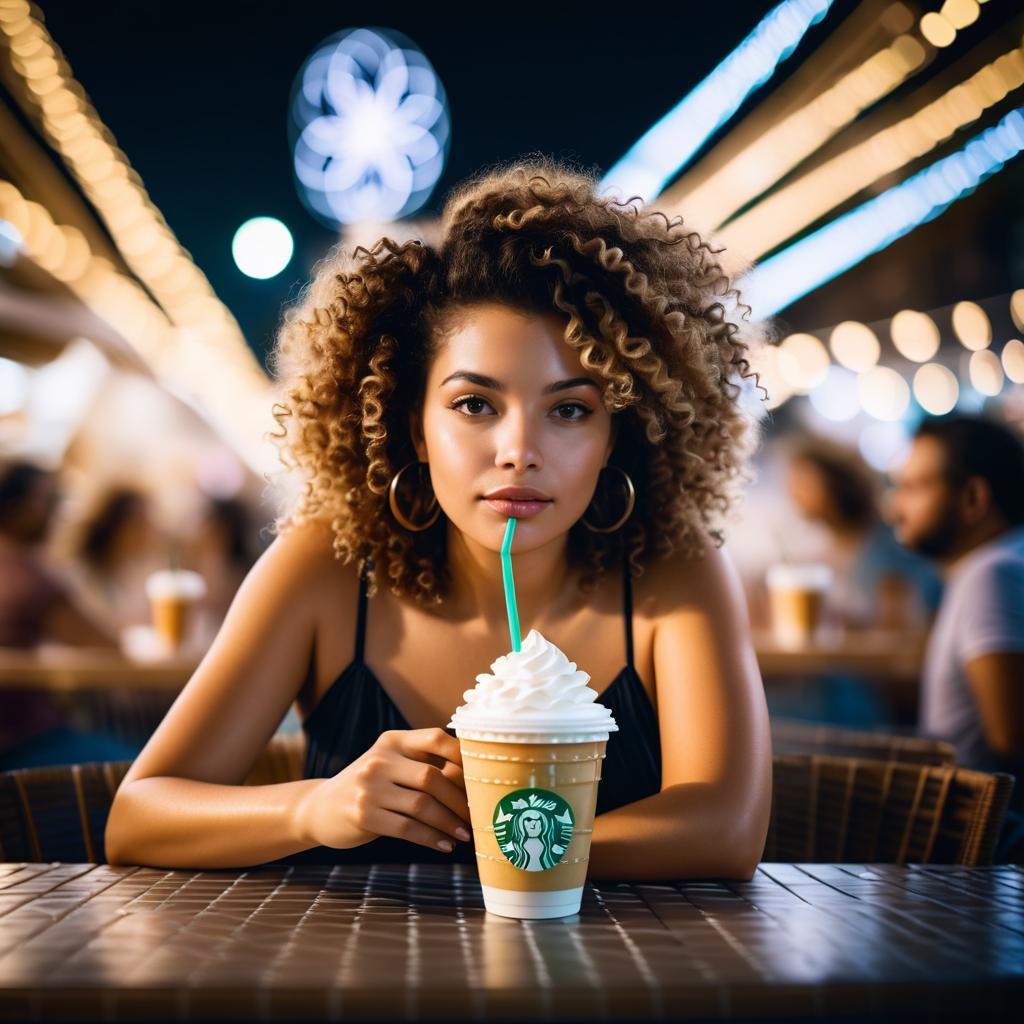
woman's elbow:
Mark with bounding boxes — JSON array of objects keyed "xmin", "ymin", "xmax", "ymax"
[
  {"xmin": 716, "ymin": 797, "xmax": 769, "ymax": 880},
  {"xmin": 104, "ymin": 787, "xmax": 140, "ymax": 865},
  {"xmin": 722, "ymin": 847, "xmax": 762, "ymax": 881}
]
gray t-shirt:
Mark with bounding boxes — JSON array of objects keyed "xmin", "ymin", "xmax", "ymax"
[{"xmin": 919, "ymin": 526, "xmax": 1024, "ymax": 772}]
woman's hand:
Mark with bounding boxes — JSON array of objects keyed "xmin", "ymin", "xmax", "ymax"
[{"xmin": 294, "ymin": 728, "xmax": 472, "ymax": 853}]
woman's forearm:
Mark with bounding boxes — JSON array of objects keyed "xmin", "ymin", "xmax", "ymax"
[
  {"xmin": 586, "ymin": 782, "xmax": 767, "ymax": 882},
  {"xmin": 105, "ymin": 776, "xmax": 322, "ymax": 868}
]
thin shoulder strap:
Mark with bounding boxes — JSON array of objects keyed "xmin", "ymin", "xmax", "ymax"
[
  {"xmin": 354, "ymin": 560, "xmax": 370, "ymax": 664},
  {"xmin": 621, "ymin": 548, "xmax": 635, "ymax": 671}
]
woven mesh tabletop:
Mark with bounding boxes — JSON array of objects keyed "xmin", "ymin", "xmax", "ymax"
[{"xmin": 0, "ymin": 862, "xmax": 1021, "ymax": 1022}]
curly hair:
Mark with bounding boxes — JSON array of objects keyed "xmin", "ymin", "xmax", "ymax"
[{"xmin": 269, "ymin": 158, "xmax": 765, "ymax": 606}]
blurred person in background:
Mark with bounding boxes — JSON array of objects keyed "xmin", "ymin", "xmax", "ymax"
[
  {"xmin": 65, "ymin": 486, "xmax": 165, "ymax": 636},
  {"xmin": 0, "ymin": 459, "xmax": 139, "ymax": 769},
  {"xmin": 760, "ymin": 435, "xmax": 944, "ymax": 730},
  {"xmin": 889, "ymin": 414, "xmax": 1024, "ymax": 861},
  {"xmin": 785, "ymin": 435, "xmax": 942, "ymax": 631},
  {"xmin": 186, "ymin": 497, "xmax": 265, "ymax": 647}
]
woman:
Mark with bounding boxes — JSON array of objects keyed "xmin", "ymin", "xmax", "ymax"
[
  {"xmin": 106, "ymin": 161, "xmax": 772, "ymax": 880},
  {"xmin": 65, "ymin": 486, "xmax": 163, "ymax": 635},
  {"xmin": 785, "ymin": 435, "xmax": 942, "ymax": 631}
]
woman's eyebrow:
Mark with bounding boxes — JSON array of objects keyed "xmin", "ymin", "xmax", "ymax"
[{"xmin": 439, "ymin": 371, "xmax": 601, "ymax": 394}]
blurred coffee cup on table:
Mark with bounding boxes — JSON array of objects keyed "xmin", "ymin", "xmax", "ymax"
[
  {"xmin": 765, "ymin": 563, "xmax": 832, "ymax": 649},
  {"xmin": 145, "ymin": 569, "xmax": 206, "ymax": 653}
]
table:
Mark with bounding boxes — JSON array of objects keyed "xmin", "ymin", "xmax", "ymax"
[
  {"xmin": 0, "ymin": 648, "xmax": 194, "ymax": 692},
  {"xmin": 0, "ymin": 863, "xmax": 1020, "ymax": 1022},
  {"xmin": 1, "ymin": 629, "xmax": 927, "ymax": 694},
  {"xmin": 751, "ymin": 628, "xmax": 926, "ymax": 682}
]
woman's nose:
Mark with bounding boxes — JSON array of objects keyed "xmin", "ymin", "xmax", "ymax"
[{"xmin": 494, "ymin": 410, "xmax": 542, "ymax": 471}]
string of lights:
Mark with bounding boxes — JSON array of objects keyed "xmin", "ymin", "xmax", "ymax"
[{"xmin": 0, "ymin": 0, "xmax": 275, "ymax": 473}]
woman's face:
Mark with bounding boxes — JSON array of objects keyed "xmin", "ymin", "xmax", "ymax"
[
  {"xmin": 412, "ymin": 303, "xmax": 615, "ymax": 554},
  {"xmin": 787, "ymin": 458, "xmax": 831, "ymax": 523},
  {"xmin": 523, "ymin": 814, "xmax": 543, "ymax": 837}
]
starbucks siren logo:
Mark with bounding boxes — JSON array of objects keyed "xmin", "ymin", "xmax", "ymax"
[{"xmin": 493, "ymin": 788, "xmax": 574, "ymax": 871}]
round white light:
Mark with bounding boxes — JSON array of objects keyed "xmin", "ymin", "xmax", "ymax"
[
  {"xmin": 778, "ymin": 333, "xmax": 830, "ymax": 393},
  {"xmin": 951, "ymin": 301, "xmax": 991, "ymax": 351},
  {"xmin": 231, "ymin": 217, "xmax": 294, "ymax": 280},
  {"xmin": 890, "ymin": 309, "xmax": 940, "ymax": 362},
  {"xmin": 1011, "ymin": 290, "xmax": 1024, "ymax": 333},
  {"xmin": 809, "ymin": 365, "xmax": 860, "ymax": 421},
  {"xmin": 1002, "ymin": 339, "xmax": 1024, "ymax": 383},
  {"xmin": 829, "ymin": 321, "xmax": 879, "ymax": 373},
  {"xmin": 857, "ymin": 366, "xmax": 910, "ymax": 421},
  {"xmin": 913, "ymin": 363, "xmax": 958, "ymax": 415},
  {"xmin": 969, "ymin": 349, "xmax": 1004, "ymax": 396}
]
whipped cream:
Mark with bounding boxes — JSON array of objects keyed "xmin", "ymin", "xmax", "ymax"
[{"xmin": 448, "ymin": 629, "xmax": 618, "ymax": 742}]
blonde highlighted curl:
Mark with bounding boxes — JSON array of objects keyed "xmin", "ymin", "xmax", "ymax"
[{"xmin": 269, "ymin": 158, "xmax": 766, "ymax": 606}]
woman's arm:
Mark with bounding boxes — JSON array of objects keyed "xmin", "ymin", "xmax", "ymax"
[
  {"xmin": 588, "ymin": 538, "xmax": 772, "ymax": 881},
  {"xmin": 105, "ymin": 521, "xmax": 344, "ymax": 867}
]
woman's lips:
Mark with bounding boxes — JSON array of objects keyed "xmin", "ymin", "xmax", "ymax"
[{"xmin": 483, "ymin": 498, "xmax": 551, "ymax": 518}]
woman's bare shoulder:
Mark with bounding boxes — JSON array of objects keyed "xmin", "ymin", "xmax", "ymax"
[
  {"xmin": 637, "ymin": 530, "xmax": 746, "ymax": 620},
  {"xmin": 264, "ymin": 519, "xmax": 359, "ymax": 594}
]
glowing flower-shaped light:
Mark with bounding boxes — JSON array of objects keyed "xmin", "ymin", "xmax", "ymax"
[{"xmin": 290, "ymin": 27, "xmax": 450, "ymax": 227}]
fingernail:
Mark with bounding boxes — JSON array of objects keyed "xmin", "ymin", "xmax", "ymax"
[
  {"xmin": 437, "ymin": 839, "xmax": 453, "ymax": 852},
  {"xmin": 456, "ymin": 826, "xmax": 471, "ymax": 841}
]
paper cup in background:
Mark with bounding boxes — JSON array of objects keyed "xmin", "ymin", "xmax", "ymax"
[
  {"xmin": 765, "ymin": 563, "xmax": 832, "ymax": 649},
  {"xmin": 145, "ymin": 569, "xmax": 206, "ymax": 653}
]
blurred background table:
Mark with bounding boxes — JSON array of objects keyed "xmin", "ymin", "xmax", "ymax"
[
  {"xmin": 0, "ymin": 862, "xmax": 1020, "ymax": 1022},
  {"xmin": 1, "ymin": 629, "xmax": 928, "ymax": 693},
  {"xmin": 0, "ymin": 647, "xmax": 194, "ymax": 692},
  {"xmin": 751, "ymin": 627, "xmax": 927, "ymax": 681}
]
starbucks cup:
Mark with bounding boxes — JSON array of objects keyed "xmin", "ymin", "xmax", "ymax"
[
  {"xmin": 145, "ymin": 569, "xmax": 206, "ymax": 652},
  {"xmin": 448, "ymin": 629, "xmax": 617, "ymax": 920},
  {"xmin": 765, "ymin": 563, "xmax": 832, "ymax": 649}
]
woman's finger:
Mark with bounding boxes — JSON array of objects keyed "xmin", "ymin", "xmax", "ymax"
[
  {"xmin": 390, "ymin": 758, "xmax": 471, "ymax": 824},
  {"xmin": 362, "ymin": 805, "xmax": 457, "ymax": 853},
  {"xmin": 398, "ymin": 727, "xmax": 463, "ymax": 767}
]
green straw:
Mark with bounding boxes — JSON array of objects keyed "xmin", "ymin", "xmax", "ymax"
[{"xmin": 501, "ymin": 517, "xmax": 521, "ymax": 652}]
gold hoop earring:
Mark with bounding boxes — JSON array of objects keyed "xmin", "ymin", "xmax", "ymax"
[
  {"xmin": 388, "ymin": 461, "xmax": 440, "ymax": 532},
  {"xmin": 581, "ymin": 466, "xmax": 635, "ymax": 533}
]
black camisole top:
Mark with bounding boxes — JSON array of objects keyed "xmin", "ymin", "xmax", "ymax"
[{"xmin": 281, "ymin": 555, "xmax": 662, "ymax": 865}]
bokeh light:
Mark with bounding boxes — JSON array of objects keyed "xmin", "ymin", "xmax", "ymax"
[
  {"xmin": 231, "ymin": 217, "xmax": 294, "ymax": 280},
  {"xmin": 890, "ymin": 309, "xmax": 940, "ymax": 362},
  {"xmin": 778, "ymin": 332, "xmax": 830, "ymax": 393},
  {"xmin": 951, "ymin": 300, "xmax": 991, "ymax": 350},
  {"xmin": 912, "ymin": 363, "xmax": 959, "ymax": 415},
  {"xmin": 969, "ymin": 349, "xmax": 1004, "ymax": 395},
  {"xmin": 1002, "ymin": 339, "xmax": 1024, "ymax": 383},
  {"xmin": 940, "ymin": 0, "xmax": 979, "ymax": 30},
  {"xmin": 919, "ymin": 12, "xmax": 956, "ymax": 47},
  {"xmin": 290, "ymin": 26, "xmax": 450, "ymax": 226},
  {"xmin": 1011, "ymin": 290, "xmax": 1024, "ymax": 333},
  {"xmin": 857, "ymin": 366, "xmax": 910, "ymax": 420},
  {"xmin": 829, "ymin": 320, "xmax": 879, "ymax": 372}
]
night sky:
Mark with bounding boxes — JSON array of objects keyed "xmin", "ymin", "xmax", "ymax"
[{"xmin": 29, "ymin": 1, "xmax": 1024, "ymax": 365}]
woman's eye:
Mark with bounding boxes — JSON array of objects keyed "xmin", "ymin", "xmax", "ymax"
[
  {"xmin": 554, "ymin": 403, "xmax": 590, "ymax": 422},
  {"xmin": 450, "ymin": 397, "xmax": 592, "ymax": 420},
  {"xmin": 451, "ymin": 396, "xmax": 493, "ymax": 416}
]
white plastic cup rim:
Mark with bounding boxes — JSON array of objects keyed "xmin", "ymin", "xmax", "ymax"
[
  {"xmin": 765, "ymin": 563, "xmax": 833, "ymax": 591},
  {"xmin": 145, "ymin": 569, "xmax": 206, "ymax": 601}
]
